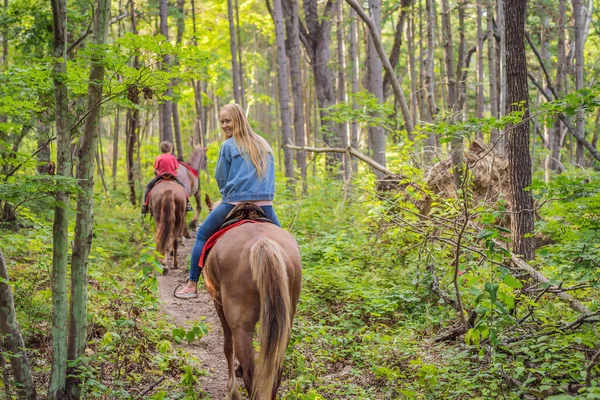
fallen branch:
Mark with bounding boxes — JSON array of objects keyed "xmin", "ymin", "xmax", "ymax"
[
  {"xmin": 493, "ymin": 240, "xmax": 591, "ymax": 315},
  {"xmin": 136, "ymin": 376, "xmax": 165, "ymax": 399},
  {"xmin": 285, "ymin": 144, "xmax": 400, "ymax": 178}
]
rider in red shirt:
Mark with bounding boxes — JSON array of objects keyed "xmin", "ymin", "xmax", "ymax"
[{"xmin": 141, "ymin": 141, "xmax": 192, "ymax": 214}]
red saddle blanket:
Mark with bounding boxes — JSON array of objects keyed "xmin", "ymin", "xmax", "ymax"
[
  {"xmin": 180, "ymin": 162, "xmax": 198, "ymax": 178},
  {"xmin": 199, "ymin": 220, "xmax": 262, "ymax": 269}
]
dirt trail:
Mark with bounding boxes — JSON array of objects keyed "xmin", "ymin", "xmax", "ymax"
[{"xmin": 156, "ymin": 236, "xmax": 239, "ymax": 399}]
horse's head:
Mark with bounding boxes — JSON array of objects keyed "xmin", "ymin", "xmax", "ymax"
[{"xmin": 189, "ymin": 145, "xmax": 208, "ymax": 171}]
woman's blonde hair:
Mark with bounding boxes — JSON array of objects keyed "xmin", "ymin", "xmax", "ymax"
[{"xmin": 220, "ymin": 103, "xmax": 272, "ymax": 177}]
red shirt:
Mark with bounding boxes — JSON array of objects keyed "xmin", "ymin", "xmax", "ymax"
[{"xmin": 154, "ymin": 153, "xmax": 179, "ymax": 176}]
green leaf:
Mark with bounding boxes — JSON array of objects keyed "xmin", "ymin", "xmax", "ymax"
[{"xmin": 503, "ymin": 275, "xmax": 523, "ymax": 289}]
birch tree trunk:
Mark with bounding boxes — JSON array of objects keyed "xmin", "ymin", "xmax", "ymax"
[
  {"xmin": 49, "ymin": 0, "xmax": 70, "ymax": 395},
  {"xmin": 505, "ymin": 0, "xmax": 535, "ymax": 260},
  {"xmin": 159, "ymin": 0, "xmax": 173, "ymax": 145},
  {"xmin": 228, "ymin": 0, "xmax": 241, "ymax": 104},
  {"xmin": 65, "ymin": 0, "xmax": 111, "ymax": 397},
  {"xmin": 0, "ymin": 249, "xmax": 36, "ymax": 399},
  {"xmin": 272, "ymin": 0, "xmax": 294, "ymax": 182}
]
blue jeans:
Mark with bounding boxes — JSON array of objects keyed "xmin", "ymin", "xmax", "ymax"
[{"xmin": 188, "ymin": 203, "xmax": 281, "ymax": 282}]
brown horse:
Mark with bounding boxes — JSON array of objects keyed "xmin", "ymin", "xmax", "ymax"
[
  {"xmin": 148, "ymin": 180, "xmax": 188, "ymax": 272},
  {"xmin": 202, "ymin": 201, "xmax": 302, "ymax": 399},
  {"xmin": 177, "ymin": 144, "xmax": 207, "ymax": 229}
]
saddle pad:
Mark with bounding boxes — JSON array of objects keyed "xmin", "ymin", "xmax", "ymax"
[
  {"xmin": 180, "ymin": 162, "xmax": 199, "ymax": 178},
  {"xmin": 145, "ymin": 177, "xmax": 186, "ymax": 205},
  {"xmin": 199, "ymin": 220, "xmax": 262, "ymax": 269}
]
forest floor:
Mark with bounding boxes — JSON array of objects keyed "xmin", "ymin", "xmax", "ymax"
[{"xmin": 156, "ymin": 236, "xmax": 243, "ymax": 399}]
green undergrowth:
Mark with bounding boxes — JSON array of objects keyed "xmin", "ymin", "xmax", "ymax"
[
  {"xmin": 277, "ymin": 169, "xmax": 600, "ymax": 399},
  {"xmin": 1, "ymin": 192, "xmax": 210, "ymax": 399}
]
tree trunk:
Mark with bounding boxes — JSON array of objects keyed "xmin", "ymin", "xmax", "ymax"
[
  {"xmin": 127, "ymin": 0, "xmax": 139, "ymax": 206},
  {"xmin": 65, "ymin": 0, "xmax": 111, "ymax": 397},
  {"xmin": 505, "ymin": 0, "xmax": 535, "ymax": 260},
  {"xmin": 272, "ymin": 0, "xmax": 294, "ymax": 182},
  {"xmin": 349, "ymin": 9, "xmax": 359, "ymax": 169},
  {"xmin": 227, "ymin": 0, "xmax": 242, "ymax": 104},
  {"xmin": 171, "ymin": 0, "xmax": 185, "ymax": 159},
  {"xmin": 49, "ymin": 0, "xmax": 70, "ymax": 395},
  {"xmin": 366, "ymin": 0, "xmax": 386, "ymax": 171},
  {"xmin": 547, "ymin": 0, "xmax": 565, "ymax": 174},
  {"xmin": 0, "ymin": 249, "xmax": 37, "ymax": 399},
  {"xmin": 190, "ymin": 0, "xmax": 206, "ymax": 147},
  {"xmin": 382, "ymin": 0, "xmax": 411, "ymax": 99},
  {"xmin": 36, "ymin": 113, "xmax": 52, "ymax": 174},
  {"xmin": 487, "ymin": 0, "xmax": 498, "ymax": 144},
  {"xmin": 573, "ymin": 0, "xmax": 585, "ymax": 165},
  {"xmin": 475, "ymin": 0, "xmax": 484, "ymax": 134},
  {"xmin": 159, "ymin": 0, "xmax": 173, "ymax": 145},
  {"xmin": 498, "ymin": 0, "xmax": 507, "ymax": 152},
  {"xmin": 336, "ymin": 0, "xmax": 349, "ymax": 182},
  {"xmin": 112, "ymin": 107, "xmax": 119, "ymax": 190},
  {"xmin": 283, "ymin": 0, "xmax": 306, "ymax": 190},
  {"xmin": 235, "ymin": 0, "xmax": 246, "ymax": 109},
  {"xmin": 456, "ymin": 0, "xmax": 467, "ymax": 118},
  {"xmin": 302, "ymin": 0, "xmax": 343, "ymax": 167},
  {"xmin": 407, "ymin": 2, "xmax": 417, "ymax": 140},
  {"xmin": 440, "ymin": 0, "xmax": 462, "ymax": 186}
]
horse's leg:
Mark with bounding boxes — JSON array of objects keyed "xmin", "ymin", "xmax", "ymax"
[
  {"xmin": 214, "ymin": 300, "xmax": 240, "ymax": 400},
  {"xmin": 232, "ymin": 327, "xmax": 255, "ymax": 398},
  {"xmin": 172, "ymin": 237, "xmax": 178, "ymax": 269},
  {"xmin": 190, "ymin": 190, "xmax": 201, "ymax": 230}
]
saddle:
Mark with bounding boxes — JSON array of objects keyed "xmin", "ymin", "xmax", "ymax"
[{"xmin": 221, "ymin": 202, "xmax": 274, "ymax": 229}]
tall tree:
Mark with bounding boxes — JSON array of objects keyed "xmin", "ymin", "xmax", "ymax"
[
  {"xmin": 159, "ymin": 0, "xmax": 174, "ymax": 145},
  {"xmin": 190, "ymin": 0, "xmax": 206, "ymax": 146},
  {"xmin": 227, "ymin": 0, "xmax": 242, "ymax": 104},
  {"xmin": 547, "ymin": 0, "xmax": 566, "ymax": 173},
  {"xmin": 348, "ymin": 9, "xmax": 360, "ymax": 160},
  {"xmin": 48, "ymin": 0, "xmax": 70, "ymax": 395},
  {"xmin": 406, "ymin": 1, "xmax": 418, "ymax": 139},
  {"xmin": 475, "ymin": 0, "xmax": 485, "ymax": 135},
  {"xmin": 126, "ymin": 0, "xmax": 139, "ymax": 206},
  {"xmin": 487, "ymin": 0, "xmax": 499, "ymax": 144},
  {"xmin": 283, "ymin": 0, "xmax": 307, "ymax": 188},
  {"xmin": 505, "ymin": 0, "xmax": 535, "ymax": 259},
  {"xmin": 573, "ymin": 0, "xmax": 585, "ymax": 165},
  {"xmin": 272, "ymin": 0, "xmax": 294, "ymax": 182},
  {"xmin": 235, "ymin": 0, "xmax": 246, "ymax": 109},
  {"xmin": 0, "ymin": 249, "xmax": 37, "ymax": 399},
  {"xmin": 171, "ymin": 0, "xmax": 185, "ymax": 159},
  {"xmin": 66, "ymin": 0, "xmax": 111, "ymax": 397}
]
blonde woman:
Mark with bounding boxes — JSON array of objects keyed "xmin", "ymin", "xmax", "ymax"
[{"xmin": 175, "ymin": 103, "xmax": 281, "ymax": 299}]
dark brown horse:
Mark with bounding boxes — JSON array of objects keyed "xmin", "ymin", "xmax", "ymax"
[
  {"xmin": 202, "ymin": 199, "xmax": 302, "ymax": 399},
  {"xmin": 148, "ymin": 180, "xmax": 188, "ymax": 272}
]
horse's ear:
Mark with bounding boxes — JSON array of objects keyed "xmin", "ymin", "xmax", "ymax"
[{"xmin": 205, "ymin": 193, "xmax": 213, "ymax": 210}]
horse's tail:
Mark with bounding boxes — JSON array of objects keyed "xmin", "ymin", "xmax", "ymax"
[
  {"xmin": 155, "ymin": 190, "xmax": 176, "ymax": 254},
  {"xmin": 249, "ymin": 239, "xmax": 292, "ymax": 400}
]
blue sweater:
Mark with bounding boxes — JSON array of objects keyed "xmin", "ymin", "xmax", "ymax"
[{"xmin": 215, "ymin": 138, "xmax": 275, "ymax": 203}]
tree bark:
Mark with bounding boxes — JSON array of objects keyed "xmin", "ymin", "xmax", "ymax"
[
  {"xmin": 227, "ymin": 0, "xmax": 242, "ymax": 104},
  {"xmin": 283, "ymin": 0, "xmax": 307, "ymax": 189},
  {"xmin": 190, "ymin": 0, "xmax": 206, "ymax": 147},
  {"xmin": 346, "ymin": 0, "xmax": 414, "ymax": 136},
  {"xmin": 235, "ymin": 0, "xmax": 246, "ymax": 109},
  {"xmin": 487, "ymin": 0, "xmax": 498, "ymax": 144},
  {"xmin": 348, "ymin": 9, "xmax": 359, "ymax": 169},
  {"xmin": 475, "ymin": 0, "xmax": 485, "ymax": 134},
  {"xmin": 112, "ymin": 107, "xmax": 119, "ymax": 190},
  {"xmin": 65, "ymin": 0, "xmax": 111, "ymax": 397},
  {"xmin": 505, "ymin": 0, "xmax": 535, "ymax": 260},
  {"xmin": 159, "ymin": 0, "xmax": 173, "ymax": 145},
  {"xmin": 272, "ymin": 0, "xmax": 294, "ymax": 182},
  {"xmin": 171, "ymin": 0, "xmax": 185, "ymax": 159},
  {"xmin": 547, "ymin": 0, "xmax": 565, "ymax": 173},
  {"xmin": 498, "ymin": 0, "xmax": 507, "ymax": 152},
  {"xmin": 49, "ymin": 0, "xmax": 70, "ymax": 395},
  {"xmin": 382, "ymin": 0, "xmax": 411, "ymax": 99},
  {"xmin": 573, "ymin": 0, "xmax": 585, "ymax": 165},
  {"xmin": 0, "ymin": 249, "xmax": 37, "ymax": 399},
  {"xmin": 126, "ymin": 0, "xmax": 139, "ymax": 206}
]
